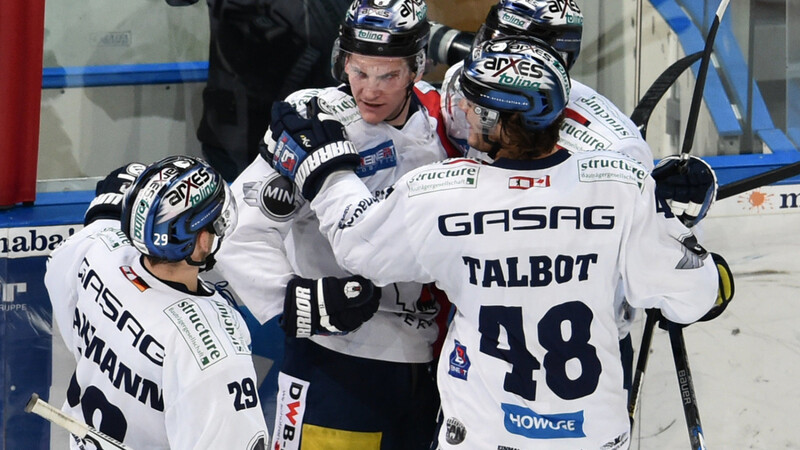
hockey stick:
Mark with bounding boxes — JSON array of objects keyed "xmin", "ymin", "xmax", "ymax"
[
  {"xmin": 717, "ymin": 159, "xmax": 800, "ymax": 200},
  {"xmin": 629, "ymin": 51, "xmax": 703, "ymax": 138},
  {"xmin": 25, "ymin": 393, "xmax": 132, "ymax": 450},
  {"xmin": 667, "ymin": 322, "xmax": 707, "ymax": 450},
  {"xmin": 679, "ymin": 0, "xmax": 731, "ymax": 162},
  {"xmin": 627, "ymin": 309, "xmax": 659, "ymax": 426},
  {"xmin": 627, "ymin": 0, "xmax": 731, "ymax": 438}
]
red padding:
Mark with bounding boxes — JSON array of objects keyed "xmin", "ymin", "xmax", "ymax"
[{"xmin": 0, "ymin": 1, "xmax": 45, "ymax": 206}]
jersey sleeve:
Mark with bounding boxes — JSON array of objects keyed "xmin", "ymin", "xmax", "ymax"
[
  {"xmin": 311, "ymin": 171, "xmax": 434, "ymax": 286},
  {"xmin": 619, "ymin": 176, "xmax": 718, "ymax": 323},
  {"xmin": 44, "ymin": 220, "xmax": 117, "ymax": 354},
  {"xmin": 163, "ymin": 305, "xmax": 269, "ymax": 449},
  {"xmin": 212, "ymin": 157, "xmax": 298, "ymax": 323}
]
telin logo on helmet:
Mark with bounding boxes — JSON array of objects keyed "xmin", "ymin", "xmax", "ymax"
[
  {"xmin": 356, "ymin": 29, "xmax": 390, "ymax": 43},
  {"xmin": 500, "ymin": 12, "xmax": 532, "ymax": 29}
]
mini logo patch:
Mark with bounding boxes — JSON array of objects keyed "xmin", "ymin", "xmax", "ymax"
[
  {"xmin": 407, "ymin": 166, "xmax": 479, "ymax": 197},
  {"xmin": 445, "ymin": 417, "xmax": 467, "ymax": 445},
  {"xmin": 242, "ymin": 173, "xmax": 297, "ymax": 222},
  {"xmin": 448, "ymin": 340, "xmax": 471, "ymax": 380},
  {"xmin": 508, "ymin": 175, "xmax": 550, "ymax": 189}
]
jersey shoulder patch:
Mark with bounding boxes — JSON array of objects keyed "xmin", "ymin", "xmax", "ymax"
[
  {"xmin": 241, "ymin": 172, "xmax": 299, "ymax": 222},
  {"xmin": 404, "ymin": 159, "xmax": 481, "ymax": 197},
  {"xmin": 575, "ymin": 150, "xmax": 648, "ymax": 190}
]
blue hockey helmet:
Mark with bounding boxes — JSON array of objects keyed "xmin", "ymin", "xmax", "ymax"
[
  {"xmin": 332, "ymin": 0, "xmax": 431, "ymax": 82},
  {"xmin": 475, "ymin": 0, "xmax": 583, "ymax": 70},
  {"xmin": 458, "ymin": 35, "xmax": 571, "ymax": 132},
  {"xmin": 121, "ymin": 155, "xmax": 237, "ymax": 262}
]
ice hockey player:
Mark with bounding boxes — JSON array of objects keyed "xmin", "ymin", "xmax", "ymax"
[
  {"xmin": 437, "ymin": 0, "xmax": 718, "ymax": 391},
  {"xmin": 265, "ymin": 35, "xmax": 733, "ymax": 449},
  {"xmin": 212, "ymin": 0, "xmax": 460, "ymax": 448},
  {"xmin": 45, "ymin": 156, "xmax": 269, "ymax": 449}
]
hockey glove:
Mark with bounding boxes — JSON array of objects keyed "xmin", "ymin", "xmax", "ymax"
[
  {"xmin": 699, "ymin": 252, "xmax": 734, "ymax": 322},
  {"xmin": 262, "ymin": 100, "xmax": 360, "ymax": 200},
  {"xmin": 83, "ymin": 162, "xmax": 147, "ymax": 225},
  {"xmin": 652, "ymin": 155, "xmax": 717, "ymax": 228},
  {"xmin": 280, "ymin": 275, "xmax": 381, "ymax": 338}
]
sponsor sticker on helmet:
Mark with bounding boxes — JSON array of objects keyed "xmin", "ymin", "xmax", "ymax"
[{"xmin": 355, "ymin": 29, "xmax": 391, "ymax": 43}]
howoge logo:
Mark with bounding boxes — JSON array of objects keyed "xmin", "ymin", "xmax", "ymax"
[{"xmin": 0, "ymin": 225, "xmax": 79, "ymax": 258}]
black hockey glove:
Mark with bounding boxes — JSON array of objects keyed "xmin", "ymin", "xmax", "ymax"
[
  {"xmin": 652, "ymin": 155, "xmax": 717, "ymax": 228},
  {"xmin": 261, "ymin": 100, "xmax": 360, "ymax": 200},
  {"xmin": 280, "ymin": 275, "xmax": 381, "ymax": 337},
  {"xmin": 698, "ymin": 252, "xmax": 734, "ymax": 322},
  {"xmin": 83, "ymin": 162, "xmax": 147, "ymax": 225}
]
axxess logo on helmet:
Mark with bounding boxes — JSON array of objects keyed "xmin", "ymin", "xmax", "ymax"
[
  {"xmin": 164, "ymin": 167, "xmax": 216, "ymax": 207},
  {"xmin": 482, "ymin": 56, "xmax": 548, "ymax": 89},
  {"xmin": 356, "ymin": 29, "xmax": 390, "ymax": 43}
]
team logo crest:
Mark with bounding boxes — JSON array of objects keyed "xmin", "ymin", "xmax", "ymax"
[{"xmin": 448, "ymin": 340, "xmax": 471, "ymax": 380}]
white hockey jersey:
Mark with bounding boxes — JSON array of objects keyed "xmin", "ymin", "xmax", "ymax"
[
  {"xmin": 213, "ymin": 82, "xmax": 458, "ymax": 363},
  {"xmin": 45, "ymin": 220, "xmax": 268, "ymax": 450},
  {"xmin": 311, "ymin": 151, "xmax": 718, "ymax": 449}
]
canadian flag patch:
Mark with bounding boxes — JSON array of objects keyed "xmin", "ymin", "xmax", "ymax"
[{"xmin": 508, "ymin": 175, "xmax": 550, "ymax": 190}]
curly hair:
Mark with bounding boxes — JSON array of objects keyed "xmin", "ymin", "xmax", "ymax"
[{"xmin": 497, "ymin": 111, "xmax": 565, "ymax": 159}]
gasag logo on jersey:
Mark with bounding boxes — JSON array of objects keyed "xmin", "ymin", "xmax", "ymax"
[
  {"xmin": 0, "ymin": 225, "xmax": 78, "ymax": 258},
  {"xmin": 356, "ymin": 141, "xmax": 397, "ymax": 177},
  {"xmin": 577, "ymin": 155, "xmax": 647, "ymax": 189},
  {"xmin": 508, "ymin": 175, "xmax": 550, "ymax": 189},
  {"xmin": 165, "ymin": 299, "xmax": 228, "ymax": 369},
  {"xmin": 242, "ymin": 173, "xmax": 298, "ymax": 222},
  {"xmin": 271, "ymin": 373, "xmax": 309, "ymax": 450},
  {"xmin": 448, "ymin": 340, "xmax": 471, "ymax": 380},
  {"xmin": 209, "ymin": 298, "xmax": 249, "ymax": 355},
  {"xmin": 407, "ymin": 166, "xmax": 478, "ymax": 197},
  {"xmin": 445, "ymin": 417, "xmax": 467, "ymax": 445},
  {"xmin": 501, "ymin": 403, "xmax": 585, "ymax": 439}
]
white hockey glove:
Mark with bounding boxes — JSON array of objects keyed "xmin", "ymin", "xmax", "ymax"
[
  {"xmin": 83, "ymin": 162, "xmax": 146, "ymax": 225},
  {"xmin": 652, "ymin": 155, "xmax": 717, "ymax": 228},
  {"xmin": 261, "ymin": 100, "xmax": 360, "ymax": 200},
  {"xmin": 280, "ymin": 276, "xmax": 381, "ymax": 338}
]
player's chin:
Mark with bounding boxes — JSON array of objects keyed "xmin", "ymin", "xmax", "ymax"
[{"xmin": 358, "ymin": 105, "xmax": 390, "ymax": 125}]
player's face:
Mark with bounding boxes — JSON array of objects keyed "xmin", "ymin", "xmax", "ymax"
[
  {"xmin": 459, "ymin": 98, "xmax": 501, "ymax": 152},
  {"xmin": 345, "ymin": 54, "xmax": 415, "ymax": 126}
]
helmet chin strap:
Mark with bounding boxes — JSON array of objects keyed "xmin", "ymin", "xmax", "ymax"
[
  {"xmin": 185, "ymin": 233, "xmax": 222, "ymax": 272},
  {"xmin": 384, "ymin": 80, "xmax": 415, "ymax": 124},
  {"xmin": 480, "ymin": 124, "xmax": 502, "ymax": 159}
]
